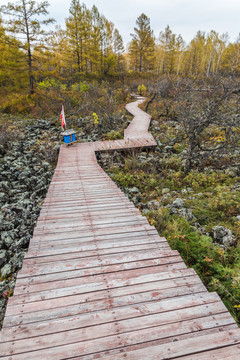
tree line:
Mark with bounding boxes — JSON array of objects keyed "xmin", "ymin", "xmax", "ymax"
[{"xmin": 0, "ymin": 0, "xmax": 240, "ymax": 95}]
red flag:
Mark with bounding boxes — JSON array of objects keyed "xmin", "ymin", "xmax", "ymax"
[{"xmin": 60, "ymin": 105, "xmax": 66, "ymax": 129}]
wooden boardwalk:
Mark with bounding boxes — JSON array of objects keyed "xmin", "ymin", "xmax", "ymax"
[{"xmin": 0, "ymin": 96, "xmax": 240, "ymax": 359}]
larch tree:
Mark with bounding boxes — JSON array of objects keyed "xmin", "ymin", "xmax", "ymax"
[
  {"xmin": 183, "ymin": 31, "xmax": 206, "ymax": 77},
  {"xmin": 0, "ymin": 0, "xmax": 55, "ymax": 93},
  {"xmin": 66, "ymin": 0, "xmax": 84, "ymax": 74},
  {"xmin": 113, "ymin": 28, "xmax": 125, "ymax": 72},
  {"xmin": 157, "ymin": 25, "xmax": 185, "ymax": 75},
  {"xmin": 220, "ymin": 35, "xmax": 240, "ymax": 75},
  {"xmin": 89, "ymin": 5, "xmax": 102, "ymax": 73},
  {"xmin": 66, "ymin": 2, "xmax": 122, "ymax": 76},
  {"xmin": 128, "ymin": 13, "xmax": 156, "ymax": 72},
  {"xmin": 66, "ymin": 1, "xmax": 94, "ymax": 74},
  {"xmin": 101, "ymin": 18, "xmax": 115, "ymax": 75},
  {"xmin": 0, "ymin": 17, "xmax": 25, "ymax": 88}
]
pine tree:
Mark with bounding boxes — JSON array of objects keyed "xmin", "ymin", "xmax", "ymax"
[
  {"xmin": 0, "ymin": 0, "xmax": 55, "ymax": 93},
  {"xmin": 128, "ymin": 13, "xmax": 155, "ymax": 72}
]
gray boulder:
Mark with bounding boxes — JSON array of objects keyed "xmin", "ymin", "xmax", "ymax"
[
  {"xmin": 162, "ymin": 188, "xmax": 170, "ymax": 195},
  {"xmin": 172, "ymin": 198, "xmax": 185, "ymax": 209},
  {"xmin": 146, "ymin": 200, "xmax": 160, "ymax": 210},
  {"xmin": 211, "ymin": 226, "xmax": 236, "ymax": 247},
  {"xmin": 128, "ymin": 187, "xmax": 140, "ymax": 194},
  {"xmin": 0, "ymin": 250, "xmax": 7, "ymax": 267},
  {"xmin": 178, "ymin": 208, "xmax": 196, "ymax": 222},
  {"xmin": 1, "ymin": 264, "xmax": 12, "ymax": 278},
  {"xmin": 1, "ymin": 232, "xmax": 14, "ymax": 248}
]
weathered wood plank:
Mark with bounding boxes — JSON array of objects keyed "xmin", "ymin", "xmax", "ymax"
[
  {"xmin": 15, "ymin": 256, "xmax": 184, "ymax": 294},
  {"xmin": 5, "ymin": 275, "xmax": 205, "ymax": 321},
  {"xmin": 102, "ymin": 329, "xmax": 240, "ymax": 360},
  {"xmin": 19, "ymin": 249, "xmax": 178, "ymax": 276},
  {"xmin": 23, "ymin": 241, "xmax": 168, "ymax": 264},
  {"xmin": 174, "ymin": 344, "xmax": 240, "ymax": 359},
  {"xmin": 25, "ymin": 234, "xmax": 167, "ymax": 258},
  {"xmin": 4, "ymin": 285, "xmax": 207, "ymax": 328},
  {"xmin": 2, "ymin": 292, "xmax": 218, "ymax": 341},
  {"xmin": 1, "ymin": 319, "xmax": 238, "ymax": 360},
  {"xmin": 9, "ymin": 269, "xmax": 198, "ymax": 304},
  {"xmin": 0, "ymin": 304, "xmax": 232, "ymax": 356},
  {"xmin": 14, "ymin": 260, "xmax": 185, "ymax": 290}
]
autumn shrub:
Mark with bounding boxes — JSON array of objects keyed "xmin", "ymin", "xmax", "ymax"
[
  {"xmin": 138, "ymin": 84, "xmax": 146, "ymax": 95},
  {"xmin": 38, "ymin": 78, "xmax": 67, "ymax": 90},
  {"xmin": 183, "ymin": 171, "xmax": 236, "ymax": 190},
  {"xmin": 104, "ymin": 130, "xmax": 123, "ymax": 140}
]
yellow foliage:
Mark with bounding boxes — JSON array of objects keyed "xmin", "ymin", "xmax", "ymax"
[{"xmin": 92, "ymin": 112, "xmax": 99, "ymax": 124}]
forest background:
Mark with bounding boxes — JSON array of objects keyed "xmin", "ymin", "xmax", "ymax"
[{"xmin": 1, "ymin": 0, "xmax": 240, "ymax": 116}]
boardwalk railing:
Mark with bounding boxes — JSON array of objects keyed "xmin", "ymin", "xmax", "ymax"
[{"xmin": 0, "ymin": 96, "xmax": 239, "ymax": 359}]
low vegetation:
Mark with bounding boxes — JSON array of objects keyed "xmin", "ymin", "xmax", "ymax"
[{"xmin": 98, "ymin": 79, "xmax": 240, "ymax": 324}]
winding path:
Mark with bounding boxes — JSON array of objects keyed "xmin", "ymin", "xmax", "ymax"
[{"xmin": 0, "ymin": 96, "xmax": 240, "ymax": 359}]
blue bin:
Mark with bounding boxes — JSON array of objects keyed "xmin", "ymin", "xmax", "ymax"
[
  {"xmin": 62, "ymin": 130, "xmax": 77, "ymax": 144},
  {"xmin": 64, "ymin": 135, "xmax": 71, "ymax": 144}
]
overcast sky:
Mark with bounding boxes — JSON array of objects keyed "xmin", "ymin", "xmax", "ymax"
[{"xmin": 1, "ymin": 0, "xmax": 239, "ymax": 45}]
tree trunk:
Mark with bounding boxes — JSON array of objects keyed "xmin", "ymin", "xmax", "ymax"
[
  {"xmin": 23, "ymin": 0, "xmax": 34, "ymax": 94},
  {"xmin": 139, "ymin": 52, "xmax": 142, "ymax": 72}
]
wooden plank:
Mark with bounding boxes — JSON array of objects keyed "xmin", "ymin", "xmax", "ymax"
[
  {"xmin": 5, "ymin": 274, "xmax": 204, "ymax": 321},
  {"xmin": 35, "ymin": 214, "xmax": 147, "ymax": 226},
  {"xmin": 23, "ymin": 241, "xmax": 167, "ymax": 264},
  {"xmin": 19, "ymin": 249, "xmax": 178, "ymax": 276},
  {"xmin": 39, "ymin": 198, "xmax": 133, "ymax": 211},
  {"xmin": 0, "ymin": 304, "xmax": 232, "ymax": 356},
  {"xmin": 175, "ymin": 344, "xmax": 240, "ymax": 359},
  {"xmin": 4, "ymin": 284, "xmax": 207, "ymax": 328},
  {"xmin": 28, "ymin": 232, "xmax": 161, "ymax": 251},
  {"xmin": 15, "ymin": 256, "xmax": 184, "ymax": 295},
  {"xmin": 14, "ymin": 260, "xmax": 185, "ymax": 289},
  {"xmin": 2, "ymin": 291, "xmax": 218, "ymax": 340},
  {"xmin": 30, "ymin": 223, "xmax": 156, "ymax": 243},
  {"xmin": 34, "ymin": 217, "xmax": 149, "ymax": 233},
  {"xmin": 37, "ymin": 210, "xmax": 141, "ymax": 222},
  {"xmin": 38, "ymin": 204, "xmax": 139, "ymax": 217},
  {"xmin": 25, "ymin": 234, "xmax": 167, "ymax": 258},
  {"xmin": 39, "ymin": 202, "xmax": 138, "ymax": 216},
  {"xmin": 22, "ymin": 242, "xmax": 164, "ymax": 265},
  {"xmin": 26, "ymin": 233, "xmax": 165, "ymax": 257},
  {"xmin": 41, "ymin": 192, "xmax": 127, "ymax": 203},
  {"xmin": 9, "ymin": 269, "xmax": 198, "ymax": 305},
  {"xmin": 102, "ymin": 329, "xmax": 240, "ymax": 360},
  {"xmin": 38, "ymin": 209, "xmax": 142, "ymax": 222},
  {"xmin": 82, "ymin": 325, "xmax": 238, "ymax": 360},
  {"xmin": 1, "ymin": 317, "xmax": 238, "ymax": 360}
]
